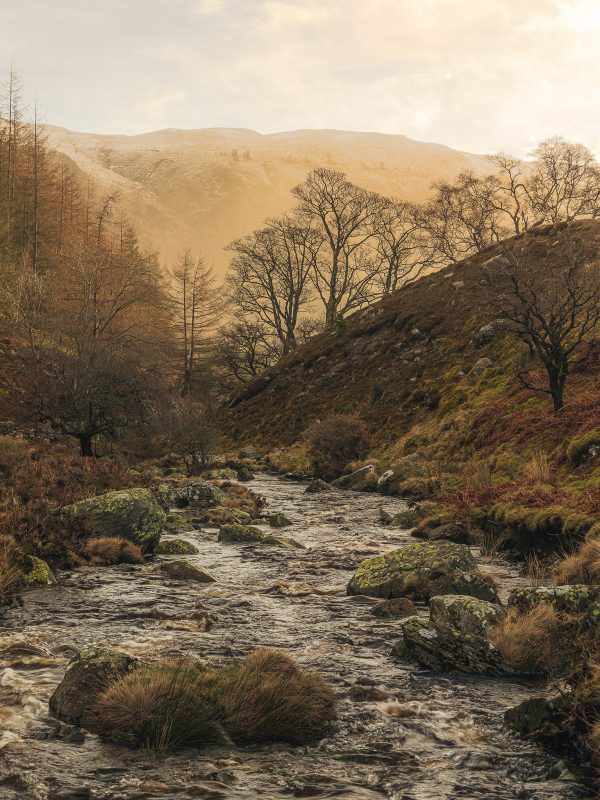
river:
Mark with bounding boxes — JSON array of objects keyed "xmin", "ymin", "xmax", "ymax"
[{"xmin": 0, "ymin": 474, "xmax": 588, "ymax": 799}]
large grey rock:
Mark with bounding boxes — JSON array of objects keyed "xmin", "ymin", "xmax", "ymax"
[
  {"xmin": 304, "ymin": 479, "xmax": 332, "ymax": 494},
  {"xmin": 332, "ymin": 465, "xmax": 375, "ymax": 490},
  {"xmin": 174, "ymin": 481, "xmax": 225, "ymax": 509},
  {"xmin": 401, "ymin": 595, "xmax": 504, "ymax": 674},
  {"xmin": 62, "ymin": 488, "xmax": 166, "ymax": 553},
  {"xmin": 469, "ymin": 357, "xmax": 493, "ymax": 377},
  {"xmin": 347, "ymin": 540, "xmax": 499, "ymax": 602},
  {"xmin": 505, "ymin": 694, "xmax": 568, "ymax": 736},
  {"xmin": 49, "ymin": 648, "xmax": 140, "ymax": 729}
]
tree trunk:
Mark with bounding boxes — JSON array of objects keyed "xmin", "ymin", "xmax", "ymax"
[{"xmin": 79, "ymin": 433, "xmax": 94, "ymax": 457}]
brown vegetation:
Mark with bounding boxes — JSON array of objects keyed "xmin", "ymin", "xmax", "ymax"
[
  {"xmin": 82, "ymin": 537, "xmax": 144, "ymax": 566},
  {"xmin": 304, "ymin": 415, "xmax": 370, "ymax": 481},
  {"xmin": 553, "ymin": 540, "xmax": 600, "ymax": 586},
  {"xmin": 490, "ymin": 606, "xmax": 569, "ymax": 675}
]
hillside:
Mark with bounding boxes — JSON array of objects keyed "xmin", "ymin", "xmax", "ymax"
[
  {"xmin": 46, "ymin": 126, "xmax": 492, "ymax": 275},
  {"xmin": 226, "ymin": 219, "xmax": 600, "ymax": 554}
]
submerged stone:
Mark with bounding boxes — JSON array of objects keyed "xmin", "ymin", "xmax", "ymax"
[
  {"xmin": 218, "ymin": 523, "xmax": 264, "ymax": 543},
  {"xmin": 155, "ymin": 559, "xmax": 216, "ymax": 583},
  {"xmin": 155, "ymin": 538, "xmax": 199, "ymax": 555}
]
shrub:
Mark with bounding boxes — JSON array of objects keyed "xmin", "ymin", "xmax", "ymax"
[
  {"xmin": 490, "ymin": 605, "xmax": 569, "ymax": 675},
  {"xmin": 553, "ymin": 540, "xmax": 600, "ymax": 585},
  {"xmin": 304, "ymin": 416, "xmax": 369, "ymax": 481},
  {"xmin": 96, "ymin": 660, "xmax": 225, "ymax": 756},
  {"xmin": 82, "ymin": 537, "xmax": 144, "ymax": 566},
  {"xmin": 220, "ymin": 649, "xmax": 337, "ymax": 744}
]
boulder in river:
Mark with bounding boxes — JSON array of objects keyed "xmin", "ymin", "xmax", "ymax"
[
  {"xmin": 198, "ymin": 506, "xmax": 252, "ymax": 527},
  {"xmin": 379, "ymin": 507, "xmax": 419, "ymax": 528},
  {"xmin": 218, "ymin": 523, "xmax": 264, "ymax": 543},
  {"xmin": 412, "ymin": 521, "xmax": 470, "ymax": 544},
  {"xmin": 505, "ymin": 694, "xmax": 569, "ymax": 737},
  {"xmin": 347, "ymin": 540, "xmax": 499, "ymax": 602},
  {"xmin": 400, "ymin": 595, "xmax": 505, "ymax": 674},
  {"xmin": 155, "ymin": 538, "xmax": 199, "ymax": 555},
  {"xmin": 173, "ymin": 481, "xmax": 225, "ymax": 509},
  {"xmin": 62, "ymin": 488, "xmax": 166, "ymax": 553},
  {"xmin": 49, "ymin": 647, "xmax": 140, "ymax": 729},
  {"xmin": 304, "ymin": 479, "xmax": 332, "ymax": 494},
  {"xmin": 24, "ymin": 555, "xmax": 55, "ymax": 586},
  {"xmin": 155, "ymin": 559, "xmax": 216, "ymax": 583},
  {"xmin": 262, "ymin": 534, "xmax": 306, "ymax": 549},
  {"xmin": 268, "ymin": 512, "xmax": 292, "ymax": 528},
  {"xmin": 332, "ymin": 465, "xmax": 376, "ymax": 491}
]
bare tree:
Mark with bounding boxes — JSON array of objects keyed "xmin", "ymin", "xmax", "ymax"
[
  {"xmin": 495, "ymin": 240, "xmax": 600, "ymax": 414},
  {"xmin": 488, "ymin": 154, "xmax": 533, "ymax": 235},
  {"xmin": 418, "ymin": 171, "xmax": 505, "ymax": 264},
  {"xmin": 370, "ymin": 199, "xmax": 428, "ymax": 294},
  {"xmin": 226, "ymin": 215, "xmax": 320, "ymax": 353},
  {"xmin": 165, "ymin": 397, "xmax": 220, "ymax": 474},
  {"xmin": 292, "ymin": 168, "xmax": 384, "ymax": 325},
  {"xmin": 528, "ymin": 138, "xmax": 600, "ymax": 223},
  {"xmin": 216, "ymin": 319, "xmax": 282, "ymax": 389},
  {"xmin": 168, "ymin": 251, "xmax": 226, "ymax": 396}
]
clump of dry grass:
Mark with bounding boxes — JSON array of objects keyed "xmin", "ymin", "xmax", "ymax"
[
  {"xmin": 522, "ymin": 452, "xmax": 553, "ymax": 485},
  {"xmin": 553, "ymin": 540, "xmax": 600, "ymax": 585},
  {"xmin": 462, "ymin": 458, "xmax": 493, "ymax": 493},
  {"xmin": 0, "ymin": 535, "xmax": 24, "ymax": 603},
  {"xmin": 220, "ymin": 649, "xmax": 337, "ymax": 744},
  {"xmin": 525, "ymin": 551, "xmax": 548, "ymax": 586},
  {"xmin": 96, "ymin": 649, "xmax": 337, "ymax": 757},
  {"xmin": 96, "ymin": 659, "xmax": 224, "ymax": 757},
  {"xmin": 222, "ymin": 484, "xmax": 260, "ymax": 517},
  {"xmin": 490, "ymin": 605, "xmax": 568, "ymax": 675},
  {"xmin": 82, "ymin": 536, "xmax": 144, "ymax": 566}
]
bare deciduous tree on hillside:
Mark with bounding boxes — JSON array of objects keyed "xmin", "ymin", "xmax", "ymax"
[
  {"xmin": 370, "ymin": 199, "xmax": 429, "ymax": 294},
  {"xmin": 292, "ymin": 168, "xmax": 385, "ymax": 326},
  {"xmin": 495, "ymin": 240, "xmax": 600, "ymax": 414},
  {"xmin": 216, "ymin": 319, "xmax": 282, "ymax": 389},
  {"xmin": 226, "ymin": 215, "xmax": 320, "ymax": 353},
  {"xmin": 488, "ymin": 154, "xmax": 533, "ymax": 235},
  {"xmin": 528, "ymin": 138, "xmax": 600, "ymax": 224}
]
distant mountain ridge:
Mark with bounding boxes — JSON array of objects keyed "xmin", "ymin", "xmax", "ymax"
[{"xmin": 46, "ymin": 125, "xmax": 493, "ymax": 276}]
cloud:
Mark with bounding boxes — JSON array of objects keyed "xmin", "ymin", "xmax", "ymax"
[{"xmin": 1, "ymin": 0, "xmax": 599, "ymax": 155}]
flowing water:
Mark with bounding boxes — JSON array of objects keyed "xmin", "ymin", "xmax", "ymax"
[{"xmin": 0, "ymin": 475, "xmax": 590, "ymax": 799}]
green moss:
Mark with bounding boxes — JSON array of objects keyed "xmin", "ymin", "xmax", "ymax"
[
  {"xmin": 218, "ymin": 524, "xmax": 264, "ymax": 543},
  {"xmin": 24, "ymin": 555, "xmax": 53, "ymax": 586},
  {"xmin": 567, "ymin": 430, "xmax": 600, "ymax": 467},
  {"xmin": 155, "ymin": 538, "xmax": 199, "ymax": 555}
]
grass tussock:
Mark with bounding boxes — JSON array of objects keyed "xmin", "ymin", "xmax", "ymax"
[
  {"xmin": 490, "ymin": 605, "xmax": 568, "ymax": 675},
  {"xmin": 82, "ymin": 537, "xmax": 144, "ymax": 566},
  {"xmin": 96, "ymin": 649, "xmax": 337, "ymax": 757},
  {"xmin": 221, "ymin": 483, "xmax": 260, "ymax": 517},
  {"xmin": 553, "ymin": 540, "xmax": 600, "ymax": 585},
  {"xmin": 0, "ymin": 535, "xmax": 24, "ymax": 603},
  {"xmin": 522, "ymin": 452, "xmax": 553, "ymax": 485}
]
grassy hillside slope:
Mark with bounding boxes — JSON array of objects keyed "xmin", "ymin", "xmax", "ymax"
[
  {"xmin": 46, "ymin": 126, "xmax": 492, "ymax": 274},
  {"xmin": 226, "ymin": 219, "xmax": 600, "ymax": 555}
]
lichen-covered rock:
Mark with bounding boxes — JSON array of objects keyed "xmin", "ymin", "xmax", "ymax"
[
  {"xmin": 24, "ymin": 555, "xmax": 55, "ymax": 586},
  {"xmin": 155, "ymin": 559, "xmax": 216, "ymax": 583},
  {"xmin": 173, "ymin": 481, "xmax": 225, "ymax": 509},
  {"xmin": 262, "ymin": 534, "xmax": 306, "ymax": 549},
  {"xmin": 155, "ymin": 538, "xmax": 199, "ymax": 556},
  {"xmin": 62, "ymin": 488, "xmax": 166, "ymax": 553},
  {"xmin": 268, "ymin": 512, "xmax": 292, "ymax": 528},
  {"xmin": 508, "ymin": 585, "xmax": 600, "ymax": 615},
  {"xmin": 196, "ymin": 506, "xmax": 252, "ymax": 527},
  {"xmin": 429, "ymin": 595, "xmax": 504, "ymax": 638},
  {"xmin": 304, "ymin": 479, "xmax": 332, "ymax": 494},
  {"xmin": 217, "ymin": 523, "xmax": 264, "ymax": 543},
  {"xmin": 152, "ymin": 483, "xmax": 173, "ymax": 511},
  {"xmin": 413, "ymin": 521, "xmax": 470, "ymax": 544},
  {"xmin": 505, "ymin": 694, "xmax": 569, "ymax": 737},
  {"xmin": 379, "ymin": 508, "xmax": 419, "ymax": 528},
  {"xmin": 347, "ymin": 540, "xmax": 480, "ymax": 600},
  {"xmin": 236, "ymin": 465, "xmax": 255, "ymax": 482},
  {"xmin": 370, "ymin": 597, "xmax": 416, "ymax": 619},
  {"xmin": 49, "ymin": 647, "xmax": 140, "ymax": 729},
  {"xmin": 401, "ymin": 596, "xmax": 504, "ymax": 674},
  {"xmin": 332, "ymin": 465, "xmax": 375, "ymax": 490}
]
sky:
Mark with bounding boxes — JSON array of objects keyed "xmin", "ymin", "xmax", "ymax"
[{"xmin": 1, "ymin": 0, "xmax": 599, "ymax": 156}]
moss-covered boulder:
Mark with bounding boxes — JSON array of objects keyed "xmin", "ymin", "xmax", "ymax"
[
  {"xmin": 152, "ymin": 483, "xmax": 173, "ymax": 511},
  {"xmin": 379, "ymin": 508, "xmax": 419, "ymax": 528},
  {"xmin": 412, "ymin": 521, "xmax": 470, "ymax": 544},
  {"xmin": 332, "ymin": 465, "xmax": 376, "ymax": 491},
  {"xmin": 197, "ymin": 506, "xmax": 252, "ymax": 527},
  {"xmin": 401, "ymin": 595, "xmax": 504, "ymax": 674},
  {"xmin": 505, "ymin": 694, "xmax": 569, "ymax": 737},
  {"xmin": 155, "ymin": 559, "xmax": 216, "ymax": 583},
  {"xmin": 174, "ymin": 481, "xmax": 225, "ymax": 509},
  {"xmin": 63, "ymin": 488, "xmax": 166, "ymax": 554},
  {"xmin": 268, "ymin": 512, "xmax": 292, "ymax": 528},
  {"xmin": 304, "ymin": 479, "xmax": 331, "ymax": 494},
  {"xmin": 347, "ymin": 540, "xmax": 497, "ymax": 602},
  {"xmin": 508, "ymin": 585, "xmax": 600, "ymax": 615},
  {"xmin": 24, "ymin": 555, "xmax": 55, "ymax": 586},
  {"xmin": 218, "ymin": 524, "xmax": 264, "ymax": 543},
  {"xmin": 155, "ymin": 538, "xmax": 199, "ymax": 556},
  {"xmin": 262, "ymin": 534, "xmax": 306, "ymax": 549},
  {"xmin": 49, "ymin": 647, "xmax": 140, "ymax": 729}
]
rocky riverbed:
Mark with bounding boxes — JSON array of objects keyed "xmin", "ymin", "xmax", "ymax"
[{"xmin": 0, "ymin": 475, "xmax": 590, "ymax": 799}]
